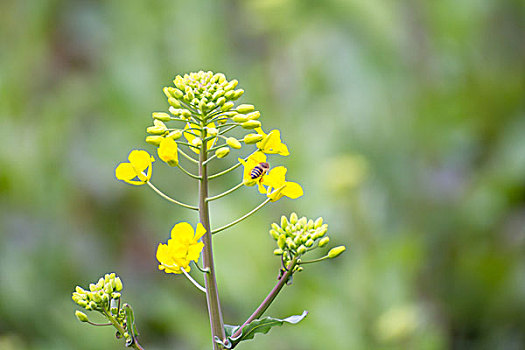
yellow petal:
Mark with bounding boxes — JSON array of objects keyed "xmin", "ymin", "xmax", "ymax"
[
  {"xmin": 282, "ymin": 181, "xmax": 303, "ymax": 199},
  {"xmin": 187, "ymin": 242, "xmax": 204, "ymax": 262},
  {"xmin": 194, "ymin": 223, "xmax": 206, "ymax": 241},
  {"xmin": 115, "ymin": 163, "xmax": 145, "ymax": 185},
  {"xmin": 128, "ymin": 150, "xmax": 153, "ymax": 173},
  {"xmin": 158, "ymin": 138, "xmax": 179, "ymax": 166},
  {"xmin": 171, "ymin": 222, "xmax": 194, "ymax": 244},
  {"xmin": 263, "ymin": 166, "xmax": 287, "ymax": 189}
]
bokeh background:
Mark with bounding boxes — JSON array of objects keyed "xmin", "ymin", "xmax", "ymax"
[{"xmin": 1, "ymin": 0, "xmax": 524, "ymax": 349}]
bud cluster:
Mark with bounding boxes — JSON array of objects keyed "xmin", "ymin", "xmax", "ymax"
[
  {"xmin": 72, "ymin": 273, "xmax": 123, "ymax": 312},
  {"xmin": 270, "ymin": 213, "xmax": 327, "ymax": 268}
]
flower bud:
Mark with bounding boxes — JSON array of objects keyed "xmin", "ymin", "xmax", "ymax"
[
  {"xmin": 224, "ymin": 90, "xmax": 235, "ymax": 99},
  {"xmin": 298, "ymin": 217, "xmax": 307, "ymax": 227},
  {"xmin": 224, "ymin": 79, "xmax": 238, "ymax": 91},
  {"xmin": 215, "ymin": 147, "xmax": 230, "ymax": 159},
  {"xmin": 216, "ymin": 96, "xmax": 226, "ymax": 106},
  {"xmin": 89, "ymin": 283, "xmax": 97, "ymax": 292},
  {"xmin": 172, "ymin": 88, "xmax": 184, "ymax": 99},
  {"xmin": 75, "ymin": 286, "xmax": 86, "ymax": 294},
  {"xmin": 221, "ymin": 102, "xmax": 234, "ymax": 111},
  {"xmin": 286, "ymin": 237, "xmax": 296, "ymax": 250},
  {"xmin": 246, "ymin": 111, "xmax": 260, "ymax": 120},
  {"xmin": 212, "ymin": 89, "xmax": 224, "ymax": 100},
  {"xmin": 111, "ymin": 292, "xmax": 121, "ymax": 299},
  {"xmin": 271, "ymin": 223, "xmax": 280, "ymax": 231},
  {"xmin": 277, "ymin": 235, "xmax": 286, "ymax": 249},
  {"xmin": 207, "ymin": 127, "xmax": 218, "ymax": 137},
  {"xmin": 181, "ymin": 110, "xmax": 192, "ymax": 118},
  {"xmin": 75, "ymin": 310, "xmax": 89, "ymax": 323},
  {"xmin": 314, "ymin": 225, "xmax": 328, "ymax": 239},
  {"xmin": 232, "ymin": 114, "xmax": 248, "ymax": 123},
  {"xmin": 273, "ymin": 249, "xmax": 283, "ymax": 255},
  {"xmin": 206, "ymin": 102, "xmax": 215, "ymax": 110},
  {"xmin": 236, "ymin": 104, "xmax": 255, "ymax": 113},
  {"xmin": 146, "ymin": 135, "xmax": 163, "ymax": 146},
  {"xmin": 290, "ymin": 212, "xmax": 298, "ymax": 225},
  {"xmin": 167, "ymin": 130, "xmax": 183, "ymax": 140},
  {"xmin": 233, "ymin": 89, "xmax": 244, "ymax": 99},
  {"xmin": 305, "ymin": 239, "xmax": 314, "ymax": 247},
  {"xmin": 114, "ymin": 277, "xmax": 123, "ymax": 292},
  {"xmin": 314, "ymin": 217, "xmax": 323, "ymax": 229},
  {"xmin": 319, "ymin": 237, "xmax": 330, "ymax": 247},
  {"xmin": 168, "ymin": 97, "xmax": 181, "ymax": 108},
  {"xmin": 226, "ymin": 137, "xmax": 242, "ymax": 149},
  {"xmin": 241, "ymin": 120, "xmax": 261, "ymax": 129},
  {"xmin": 328, "ymin": 246, "xmax": 346, "ymax": 258},
  {"xmin": 174, "ymin": 75, "xmax": 185, "ymax": 90},
  {"xmin": 163, "ymin": 87, "xmax": 172, "ymax": 99},
  {"xmin": 191, "ymin": 138, "xmax": 202, "ymax": 148},
  {"xmin": 281, "ymin": 216, "xmax": 289, "ymax": 229},
  {"xmin": 297, "ymin": 245, "xmax": 307, "ymax": 255},
  {"xmin": 269, "ymin": 229, "xmax": 279, "ymax": 240},
  {"xmin": 152, "ymin": 112, "xmax": 171, "ymax": 121},
  {"xmin": 243, "ymin": 133, "xmax": 264, "ymax": 144}
]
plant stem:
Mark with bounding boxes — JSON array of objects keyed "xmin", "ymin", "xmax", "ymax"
[
  {"xmin": 231, "ymin": 257, "xmax": 299, "ymax": 341},
  {"xmin": 103, "ymin": 309, "xmax": 145, "ymax": 350},
  {"xmin": 208, "ymin": 162, "xmax": 242, "ymax": 180},
  {"xmin": 177, "ymin": 163, "xmax": 202, "ymax": 179},
  {"xmin": 206, "ymin": 182, "xmax": 243, "ymax": 202},
  {"xmin": 146, "ymin": 181, "xmax": 198, "ymax": 210},
  {"xmin": 199, "ymin": 124, "xmax": 226, "ymax": 349}
]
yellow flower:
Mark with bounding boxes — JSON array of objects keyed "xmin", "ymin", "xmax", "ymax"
[
  {"xmin": 157, "ymin": 137, "xmax": 179, "ymax": 166},
  {"xmin": 156, "ymin": 222, "xmax": 206, "ymax": 274},
  {"xmin": 239, "ymin": 151, "xmax": 267, "ymax": 187},
  {"xmin": 115, "ymin": 150, "xmax": 155, "ymax": 185},
  {"xmin": 256, "ymin": 128, "xmax": 289, "ymax": 156},
  {"xmin": 184, "ymin": 122, "xmax": 218, "ymax": 154},
  {"xmin": 261, "ymin": 166, "xmax": 303, "ymax": 201}
]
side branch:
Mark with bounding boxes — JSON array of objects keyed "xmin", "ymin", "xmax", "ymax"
[
  {"xmin": 178, "ymin": 148, "xmax": 199, "ymax": 164},
  {"xmin": 208, "ymin": 162, "xmax": 242, "ymax": 179},
  {"xmin": 146, "ymin": 182, "xmax": 198, "ymax": 210},
  {"xmin": 231, "ymin": 257, "xmax": 299, "ymax": 341},
  {"xmin": 206, "ymin": 182, "xmax": 243, "ymax": 202},
  {"xmin": 177, "ymin": 164, "xmax": 202, "ymax": 179},
  {"xmin": 211, "ymin": 197, "xmax": 272, "ymax": 234}
]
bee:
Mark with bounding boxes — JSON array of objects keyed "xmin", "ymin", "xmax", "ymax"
[{"xmin": 250, "ymin": 162, "xmax": 270, "ymax": 179}]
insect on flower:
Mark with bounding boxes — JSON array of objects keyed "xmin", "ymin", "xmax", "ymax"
[{"xmin": 250, "ymin": 162, "xmax": 270, "ymax": 179}]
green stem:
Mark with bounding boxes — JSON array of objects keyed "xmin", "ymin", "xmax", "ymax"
[
  {"xmin": 208, "ymin": 162, "xmax": 242, "ymax": 180},
  {"xmin": 231, "ymin": 257, "xmax": 299, "ymax": 342},
  {"xmin": 181, "ymin": 267, "xmax": 207, "ymax": 293},
  {"xmin": 178, "ymin": 148, "xmax": 199, "ymax": 164},
  {"xmin": 146, "ymin": 181, "xmax": 198, "ymax": 210},
  {"xmin": 203, "ymin": 154, "xmax": 217, "ymax": 166},
  {"xmin": 218, "ymin": 124, "xmax": 238, "ymax": 135},
  {"xmin": 206, "ymin": 182, "xmax": 244, "ymax": 202},
  {"xmin": 212, "ymin": 197, "xmax": 272, "ymax": 235},
  {"xmin": 297, "ymin": 256, "xmax": 329, "ymax": 265},
  {"xmin": 198, "ymin": 123, "xmax": 226, "ymax": 349},
  {"xmin": 103, "ymin": 309, "xmax": 145, "ymax": 350},
  {"xmin": 177, "ymin": 164, "xmax": 202, "ymax": 179}
]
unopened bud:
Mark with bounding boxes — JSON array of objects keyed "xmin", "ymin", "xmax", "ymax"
[
  {"xmin": 244, "ymin": 133, "xmax": 264, "ymax": 144},
  {"xmin": 215, "ymin": 147, "xmax": 230, "ymax": 159},
  {"xmin": 298, "ymin": 217, "xmax": 307, "ymax": 227},
  {"xmin": 221, "ymin": 102, "xmax": 234, "ymax": 111},
  {"xmin": 168, "ymin": 97, "xmax": 181, "ymax": 108},
  {"xmin": 212, "ymin": 89, "xmax": 224, "ymax": 100},
  {"xmin": 232, "ymin": 114, "xmax": 248, "ymax": 123},
  {"xmin": 172, "ymin": 88, "xmax": 183, "ymax": 99},
  {"xmin": 114, "ymin": 277, "xmax": 123, "ymax": 292},
  {"xmin": 167, "ymin": 130, "xmax": 183, "ymax": 140},
  {"xmin": 271, "ymin": 223, "xmax": 280, "ymax": 231},
  {"xmin": 174, "ymin": 75, "xmax": 185, "ymax": 90},
  {"xmin": 224, "ymin": 90, "xmax": 235, "ymax": 99},
  {"xmin": 297, "ymin": 246, "xmax": 307, "ymax": 255},
  {"xmin": 319, "ymin": 237, "xmax": 330, "ymax": 247},
  {"xmin": 236, "ymin": 104, "xmax": 255, "ymax": 113},
  {"xmin": 277, "ymin": 235, "xmax": 286, "ymax": 249},
  {"xmin": 328, "ymin": 246, "xmax": 346, "ymax": 259},
  {"xmin": 305, "ymin": 239, "xmax": 314, "ymax": 247},
  {"xmin": 191, "ymin": 138, "xmax": 202, "ymax": 148},
  {"xmin": 233, "ymin": 89, "xmax": 244, "ymax": 99},
  {"xmin": 181, "ymin": 109, "xmax": 192, "ymax": 118},
  {"xmin": 226, "ymin": 137, "xmax": 242, "ymax": 149},
  {"xmin": 75, "ymin": 310, "xmax": 89, "ymax": 323},
  {"xmin": 152, "ymin": 112, "xmax": 171, "ymax": 121},
  {"xmin": 314, "ymin": 217, "xmax": 323, "ymax": 229},
  {"xmin": 281, "ymin": 216, "xmax": 289, "ymax": 228},
  {"xmin": 216, "ymin": 96, "xmax": 226, "ymax": 106},
  {"xmin": 269, "ymin": 229, "xmax": 279, "ymax": 240},
  {"xmin": 290, "ymin": 212, "xmax": 298, "ymax": 225},
  {"xmin": 273, "ymin": 248, "xmax": 283, "ymax": 255},
  {"xmin": 246, "ymin": 111, "xmax": 260, "ymax": 120},
  {"xmin": 163, "ymin": 87, "xmax": 172, "ymax": 99},
  {"xmin": 146, "ymin": 135, "xmax": 163, "ymax": 146},
  {"xmin": 224, "ymin": 79, "xmax": 238, "ymax": 91},
  {"xmin": 241, "ymin": 120, "xmax": 261, "ymax": 129}
]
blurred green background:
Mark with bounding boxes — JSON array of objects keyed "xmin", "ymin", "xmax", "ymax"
[{"xmin": 1, "ymin": 0, "xmax": 524, "ymax": 349}]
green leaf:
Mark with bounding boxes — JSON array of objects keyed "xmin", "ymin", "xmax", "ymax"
[
  {"xmin": 123, "ymin": 304, "xmax": 139, "ymax": 347},
  {"xmin": 215, "ymin": 311, "xmax": 308, "ymax": 349}
]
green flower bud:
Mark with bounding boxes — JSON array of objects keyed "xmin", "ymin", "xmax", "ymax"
[
  {"xmin": 75, "ymin": 310, "xmax": 89, "ymax": 323},
  {"xmin": 246, "ymin": 111, "xmax": 260, "ymax": 120},
  {"xmin": 319, "ymin": 237, "xmax": 330, "ymax": 247},
  {"xmin": 114, "ymin": 277, "xmax": 123, "ymax": 291},
  {"xmin": 273, "ymin": 248, "xmax": 283, "ymax": 255},
  {"xmin": 271, "ymin": 223, "xmax": 280, "ymax": 231},
  {"xmin": 206, "ymin": 102, "xmax": 215, "ymax": 110},
  {"xmin": 181, "ymin": 109, "xmax": 192, "ymax": 118},
  {"xmin": 174, "ymin": 75, "xmax": 185, "ymax": 90},
  {"xmin": 307, "ymin": 219, "xmax": 314, "ymax": 230},
  {"xmin": 89, "ymin": 283, "xmax": 97, "ymax": 292},
  {"xmin": 146, "ymin": 135, "xmax": 163, "ymax": 146},
  {"xmin": 241, "ymin": 120, "xmax": 261, "ymax": 129},
  {"xmin": 111, "ymin": 292, "xmax": 121, "ymax": 299},
  {"xmin": 214, "ymin": 73, "xmax": 226, "ymax": 84},
  {"xmin": 314, "ymin": 225, "xmax": 328, "ymax": 239},
  {"xmin": 168, "ymin": 97, "xmax": 181, "ymax": 108},
  {"xmin": 281, "ymin": 216, "xmax": 289, "ymax": 229},
  {"xmin": 77, "ymin": 300, "xmax": 88, "ymax": 308},
  {"xmin": 298, "ymin": 217, "xmax": 307, "ymax": 227},
  {"xmin": 185, "ymin": 88, "xmax": 194, "ymax": 101},
  {"xmin": 297, "ymin": 246, "xmax": 307, "ymax": 255},
  {"xmin": 216, "ymin": 96, "xmax": 226, "ymax": 106},
  {"xmin": 226, "ymin": 137, "xmax": 242, "ymax": 149},
  {"xmin": 163, "ymin": 87, "xmax": 172, "ymax": 99},
  {"xmin": 75, "ymin": 286, "xmax": 86, "ymax": 294},
  {"xmin": 286, "ymin": 237, "xmax": 296, "ymax": 250},
  {"xmin": 236, "ymin": 104, "xmax": 255, "ymax": 113},
  {"xmin": 224, "ymin": 90, "xmax": 235, "ymax": 99},
  {"xmin": 233, "ymin": 89, "xmax": 244, "ymax": 99},
  {"xmin": 314, "ymin": 217, "xmax": 323, "ymax": 229},
  {"xmin": 152, "ymin": 112, "xmax": 171, "ymax": 121},
  {"xmin": 269, "ymin": 229, "xmax": 279, "ymax": 240},
  {"xmin": 215, "ymin": 147, "xmax": 230, "ymax": 159},
  {"xmin": 167, "ymin": 130, "xmax": 183, "ymax": 140},
  {"xmin": 212, "ymin": 89, "xmax": 224, "ymax": 100},
  {"xmin": 277, "ymin": 235, "xmax": 286, "ymax": 249},
  {"xmin": 224, "ymin": 79, "xmax": 238, "ymax": 91},
  {"xmin": 328, "ymin": 246, "xmax": 346, "ymax": 258},
  {"xmin": 207, "ymin": 127, "xmax": 218, "ymax": 137},
  {"xmin": 221, "ymin": 102, "xmax": 234, "ymax": 111},
  {"xmin": 146, "ymin": 126, "xmax": 166, "ymax": 135},
  {"xmin": 232, "ymin": 114, "xmax": 248, "ymax": 123},
  {"xmin": 296, "ymin": 266, "xmax": 304, "ymax": 272},
  {"xmin": 305, "ymin": 239, "xmax": 314, "ymax": 247},
  {"xmin": 190, "ymin": 137, "xmax": 202, "ymax": 148},
  {"xmin": 243, "ymin": 133, "xmax": 264, "ymax": 144},
  {"xmin": 172, "ymin": 88, "xmax": 184, "ymax": 99},
  {"xmin": 290, "ymin": 212, "xmax": 298, "ymax": 225}
]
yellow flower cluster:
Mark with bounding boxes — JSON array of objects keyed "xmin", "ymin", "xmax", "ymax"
[{"xmin": 156, "ymin": 222, "xmax": 206, "ymax": 274}]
